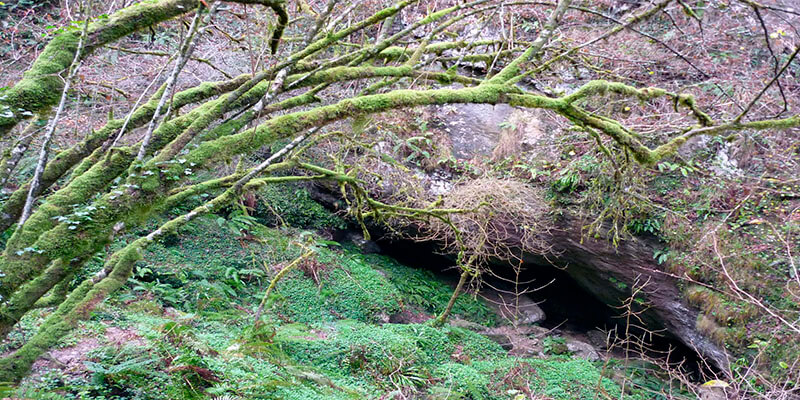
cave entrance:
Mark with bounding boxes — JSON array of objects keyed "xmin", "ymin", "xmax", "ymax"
[
  {"xmin": 370, "ymin": 234, "xmax": 708, "ymax": 379},
  {"xmin": 375, "ymin": 234, "xmax": 624, "ymax": 332}
]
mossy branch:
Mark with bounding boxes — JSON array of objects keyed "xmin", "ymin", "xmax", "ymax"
[
  {"xmin": 0, "ymin": 76, "xmax": 248, "ymax": 234},
  {"xmin": 3, "ymin": 76, "xmax": 796, "ymax": 310},
  {"xmin": 0, "ymin": 0, "xmax": 199, "ymax": 136}
]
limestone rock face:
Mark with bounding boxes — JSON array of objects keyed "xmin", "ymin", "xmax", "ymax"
[
  {"xmin": 429, "ymin": 103, "xmax": 550, "ymax": 161},
  {"xmin": 432, "ymin": 103, "xmax": 512, "ymax": 159}
]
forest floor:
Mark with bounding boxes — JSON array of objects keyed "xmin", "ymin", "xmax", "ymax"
[{"xmin": 0, "ymin": 187, "xmax": 679, "ymax": 399}]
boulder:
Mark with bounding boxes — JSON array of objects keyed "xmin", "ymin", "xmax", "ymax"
[
  {"xmin": 586, "ymin": 330, "xmax": 610, "ymax": 350},
  {"xmin": 479, "ymin": 286, "xmax": 546, "ymax": 326},
  {"xmin": 565, "ymin": 338, "xmax": 601, "ymax": 361}
]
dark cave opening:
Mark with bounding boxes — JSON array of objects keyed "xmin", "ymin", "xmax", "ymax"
[
  {"xmin": 372, "ymin": 233, "xmax": 622, "ymax": 331},
  {"xmin": 366, "ymin": 232, "xmax": 709, "ymax": 379}
]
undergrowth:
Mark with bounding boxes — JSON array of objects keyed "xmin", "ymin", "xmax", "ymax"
[
  {"xmin": 5, "ymin": 187, "xmax": 660, "ymax": 399},
  {"xmin": 4, "ymin": 219, "xmax": 646, "ymax": 399}
]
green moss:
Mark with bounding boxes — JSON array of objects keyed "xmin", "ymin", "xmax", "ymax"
[
  {"xmin": 430, "ymin": 358, "xmax": 625, "ymax": 400},
  {"xmin": 563, "ymin": 80, "xmax": 668, "ymax": 104},
  {"xmin": 255, "ymin": 184, "xmax": 345, "ymax": 229},
  {"xmin": 364, "ymin": 253, "xmax": 495, "ymax": 325},
  {"xmin": 271, "ymin": 320, "xmax": 626, "ymax": 399},
  {"xmin": 444, "ymin": 326, "xmax": 504, "ymax": 359},
  {"xmin": 126, "ymin": 299, "xmax": 164, "ymax": 315},
  {"xmin": 0, "ymin": 32, "xmax": 78, "ymax": 114},
  {"xmin": 203, "ymin": 110, "xmax": 255, "ymax": 141},
  {"xmin": 273, "ymin": 250, "xmax": 402, "ymax": 323},
  {"xmin": 274, "ymin": 321, "xmax": 497, "ymax": 382},
  {"xmin": 430, "ymin": 362, "xmax": 492, "ymax": 399}
]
